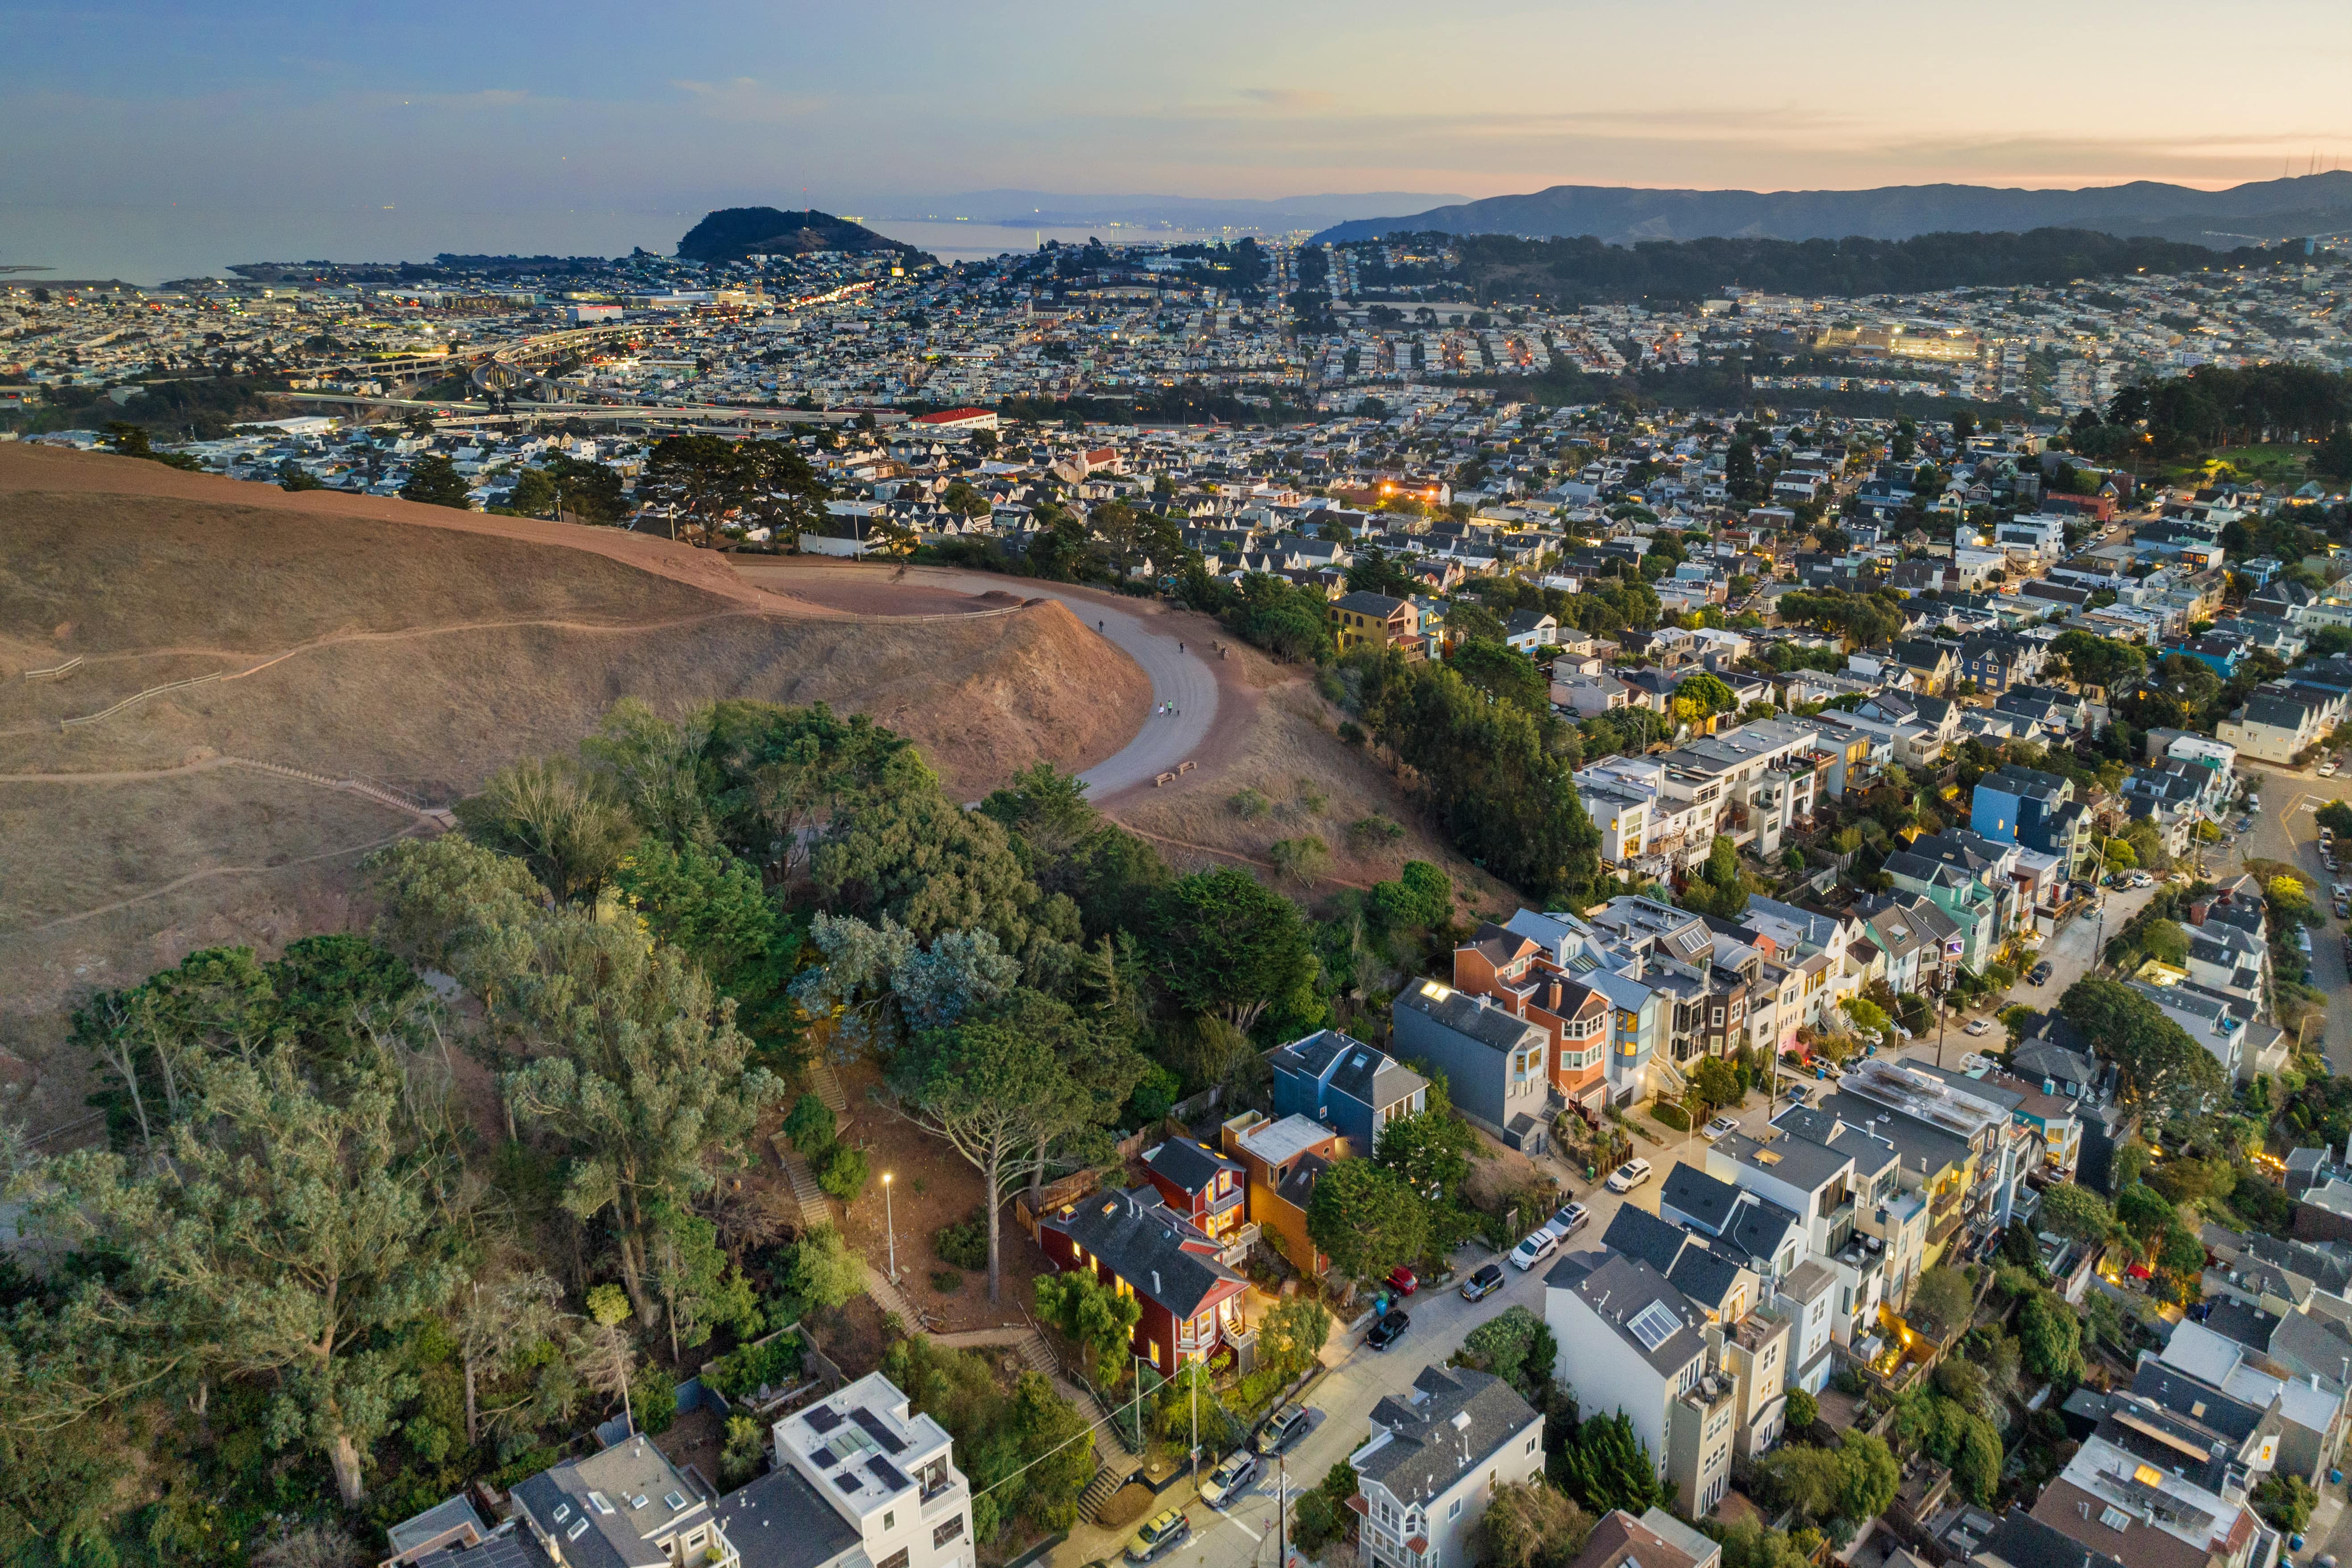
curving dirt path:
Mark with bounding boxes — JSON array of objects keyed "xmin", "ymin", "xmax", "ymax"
[{"xmin": 12, "ymin": 827, "xmax": 427, "ymax": 935}]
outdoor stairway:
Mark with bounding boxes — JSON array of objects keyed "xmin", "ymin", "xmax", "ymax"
[
  {"xmin": 776, "ymin": 1142, "xmax": 833, "ymax": 1228},
  {"xmin": 1076, "ymin": 1461, "xmax": 1126, "ymax": 1523},
  {"xmin": 809, "ymin": 1056, "xmax": 849, "ymax": 1118}
]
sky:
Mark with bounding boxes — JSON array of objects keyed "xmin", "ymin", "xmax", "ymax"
[{"xmin": 6, "ymin": 0, "xmax": 2350, "ymax": 278}]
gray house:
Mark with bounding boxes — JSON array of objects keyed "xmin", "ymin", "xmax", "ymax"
[
  {"xmin": 1390, "ymin": 979, "xmax": 1550, "ymax": 1153},
  {"xmin": 1270, "ymin": 1030, "xmax": 1430, "ymax": 1156}
]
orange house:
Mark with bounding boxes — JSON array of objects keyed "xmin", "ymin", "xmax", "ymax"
[{"xmin": 1451, "ymin": 923, "xmax": 1613, "ymax": 1108}]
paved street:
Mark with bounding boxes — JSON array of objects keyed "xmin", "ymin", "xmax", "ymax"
[
  {"xmin": 1048, "ymin": 1087, "xmax": 1794, "ymax": 1568},
  {"xmin": 2235, "ymin": 761, "xmax": 2352, "ymax": 1073}
]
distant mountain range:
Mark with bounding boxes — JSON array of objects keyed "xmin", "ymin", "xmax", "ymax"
[
  {"xmin": 1309, "ymin": 172, "xmax": 2352, "ymax": 249},
  {"xmin": 895, "ymin": 190, "xmax": 1468, "ymax": 233},
  {"xmin": 677, "ymin": 208, "xmax": 930, "ymax": 264}
]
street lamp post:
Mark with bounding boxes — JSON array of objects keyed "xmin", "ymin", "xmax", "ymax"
[{"xmin": 883, "ymin": 1172, "xmax": 897, "ymax": 1284}]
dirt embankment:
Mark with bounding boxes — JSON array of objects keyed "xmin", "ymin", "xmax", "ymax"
[{"xmin": 0, "ymin": 449, "xmax": 1149, "ymax": 1137}]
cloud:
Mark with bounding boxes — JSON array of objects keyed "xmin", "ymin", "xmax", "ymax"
[
  {"xmin": 1235, "ymin": 87, "xmax": 1335, "ymax": 112},
  {"xmin": 670, "ymin": 77, "xmax": 827, "ymax": 125}
]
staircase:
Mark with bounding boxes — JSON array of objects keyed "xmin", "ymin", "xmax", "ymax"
[
  {"xmin": 809, "ymin": 1056, "xmax": 849, "ymax": 1118},
  {"xmin": 775, "ymin": 1139, "xmax": 834, "ymax": 1228},
  {"xmin": 1076, "ymin": 1461, "xmax": 1127, "ymax": 1523}
]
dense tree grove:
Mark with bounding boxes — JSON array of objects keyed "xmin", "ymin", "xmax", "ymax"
[{"xmin": 4, "ymin": 698, "xmax": 1418, "ymax": 1563}]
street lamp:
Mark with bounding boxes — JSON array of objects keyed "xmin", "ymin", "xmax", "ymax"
[{"xmin": 883, "ymin": 1172, "xmax": 897, "ymax": 1284}]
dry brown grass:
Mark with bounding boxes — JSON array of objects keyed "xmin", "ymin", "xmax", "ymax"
[
  {"xmin": 0, "ymin": 458, "xmax": 1148, "ymax": 1140},
  {"xmin": 1112, "ymin": 675, "xmax": 1521, "ymax": 919}
]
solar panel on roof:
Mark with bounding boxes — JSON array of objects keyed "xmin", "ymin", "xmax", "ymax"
[
  {"xmin": 848, "ymin": 1407, "xmax": 907, "ymax": 1454},
  {"xmin": 831, "ymin": 1471, "xmax": 861, "ymax": 1494},
  {"xmin": 1627, "ymin": 1300, "xmax": 1682, "ymax": 1352},
  {"xmin": 806, "ymin": 1405, "xmax": 842, "ymax": 1433},
  {"xmin": 869, "ymin": 1456, "xmax": 911, "ymax": 1492}
]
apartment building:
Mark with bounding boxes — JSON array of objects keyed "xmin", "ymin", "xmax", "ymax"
[
  {"xmin": 1450, "ymin": 922, "xmax": 1613, "ymax": 1109},
  {"xmin": 1350, "ymin": 1365, "xmax": 1544, "ymax": 1568}
]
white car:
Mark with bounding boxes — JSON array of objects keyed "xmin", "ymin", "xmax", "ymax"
[
  {"xmin": 1509, "ymin": 1229, "xmax": 1560, "ymax": 1271},
  {"xmin": 1546, "ymin": 1202, "xmax": 1591, "ymax": 1239},
  {"xmin": 1604, "ymin": 1158, "xmax": 1653, "ymax": 1194},
  {"xmin": 1964, "ymin": 1018, "xmax": 1995, "ymax": 1036},
  {"xmin": 1703, "ymin": 1115, "xmax": 1741, "ymax": 1142}
]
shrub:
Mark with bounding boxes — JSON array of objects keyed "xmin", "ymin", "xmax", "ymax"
[
  {"xmin": 1348, "ymin": 814, "xmax": 1405, "ymax": 849},
  {"xmin": 707, "ymin": 1330, "xmax": 806, "ymax": 1398},
  {"xmin": 782, "ymin": 1092, "xmax": 837, "ymax": 1159},
  {"xmin": 1267, "ymin": 835, "xmax": 1332, "ymax": 886},
  {"xmin": 817, "ymin": 1142, "xmax": 870, "ymax": 1202},
  {"xmin": 935, "ymin": 1209, "xmax": 991, "ymax": 1271},
  {"xmin": 1338, "ymin": 720, "xmax": 1366, "ymax": 746},
  {"xmin": 720, "ymin": 1414, "xmax": 767, "ymax": 1487},
  {"xmin": 1230, "ymin": 787, "xmax": 1271, "ymax": 820},
  {"xmin": 931, "ymin": 1269, "xmax": 965, "ymax": 1293},
  {"xmin": 1785, "ymin": 1387, "xmax": 1818, "ymax": 1431},
  {"xmin": 631, "ymin": 1357, "xmax": 679, "ymax": 1434}
]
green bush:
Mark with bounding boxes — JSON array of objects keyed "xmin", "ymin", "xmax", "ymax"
[
  {"xmin": 707, "ymin": 1330, "xmax": 806, "ymax": 1399},
  {"xmin": 931, "ymin": 1269, "xmax": 965, "ymax": 1293},
  {"xmin": 631, "ymin": 1358, "xmax": 679, "ymax": 1434},
  {"xmin": 783, "ymin": 1092, "xmax": 837, "ymax": 1159},
  {"xmin": 935, "ymin": 1210, "xmax": 991, "ymax": 1271},
  {"xmin": 1651, "ymin": 1099, "xmax": 1691, "ymax": 1132},
  {"xmin": 817, "ymin": 1142, "xmax": 870, "ymax": 1202}
]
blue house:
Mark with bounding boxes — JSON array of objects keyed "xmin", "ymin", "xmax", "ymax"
[
  {"xmin": 1269, "ymin": 1030, "xmax": 1429, "ymax": 1155},
  {"xmin": 2167, "ymin": 633, "xmax": 2245, "ymax": 679},
  {"xmin": 1968, "ymin": 763, "xmax": 2094, "ymax": 880}
]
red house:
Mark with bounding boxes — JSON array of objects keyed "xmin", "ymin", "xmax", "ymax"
[
  {"xmin": 1039, "ymin": 1188, "xmax": 1249, "ymax": 1376},
  {"xmin": 1141, "ymin": 1137, "xmax": 1248, "ymax": 1240}
]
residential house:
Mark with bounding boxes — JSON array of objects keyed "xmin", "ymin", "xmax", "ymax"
[
  {"xmin": 1391, "ymin": 978, "xmax": 1552, "ymax": 1152},
  {"xmin": 1219, "ymin": 1111, "xmax": 1338, "ymax": 1275},
  {"xmin": 2027, "ymin": 1393, "xmax": 2274, "ymax": 1568},
  {"xmin": 1330, "ymin": 591, "xmax": 1426, "ymax": 658},
  {"xmin": 1564, "ymin": 1510, "xmax": 1723, "ymax": 1568},
  {"xmin": 755, "ymin": 1373, "xmax": 974, "ymax": 1568},
  {"xmin": 1351, "ymin": 1365, "xmax": 1543, "ymax": 1568},
  {"xmin": 1270, "ymin": 1031, "xmax": 1430, "ymax": 1154},
  {"xmin": 1504, "ymin": 609, "xmax": 1559, "ymax": 651},
  {"xmin": 1451, "ymin": 922, "xmax": 1614, "ymax": 1109},
  {"xmin": 1037, "ymin": 1187, "xmax": 1248, "ymax": 1376},
  {"xmin": 1544, "ymin": 1249, "xmax": 1738, "ymax": 1514},
  {"xmin": 513, "ymin": 1432, "xmax": 737, "ymax": 1568},
  {"xmin": 1970, "ymin": 765, "xmax": 2097, "ymax": 884},
  {"xmin": 1139, "ymin": 1138, "xmax": 1248, "ymax": 1242}
]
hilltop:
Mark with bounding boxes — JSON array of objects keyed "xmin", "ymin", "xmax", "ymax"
[
  {"xmin": 1311, "ymin": 170, "xmax": 2352, "ymax": 249},
  {"xmin": 0, "ymin": 444, "xmax": 1144, "ymax": 1131},
  {"xmin": 676, "ymin": 207, "xmax": 933, "ymax": 264}
]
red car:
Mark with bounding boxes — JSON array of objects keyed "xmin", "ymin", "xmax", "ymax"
[{"xmin": 1385, "ymin": 1265, "xmax": 1419, "ymax": 1296}]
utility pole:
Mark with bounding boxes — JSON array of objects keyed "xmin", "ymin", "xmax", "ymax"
[{"xmin": 1276, "ymin": 1453, "xmax": 1288, "ymax": 1568}]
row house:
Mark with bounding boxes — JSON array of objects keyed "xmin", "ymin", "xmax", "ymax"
[
  {"xmin": 1970, "ymin": 764, "xmax": 2098, "ymax": 885},
  {"xmin": 1390, "ymin": 979, "xmax": 1554, "ymax": 1153},
  {"xmin": 1271, "ymin": 1030, "xmax": 1430, "ymax": 1154},
  {"xmin": 1450, "ymin": 923, "xmax": 1614, "ymax": 1110},
  {"xmin": 1219, "ymin": 1110, "xmax": 1340, "ymax": 1276},
  {"xmin": 2217, "ymin": 682, "xmax": 2347, "ymax": 764}
]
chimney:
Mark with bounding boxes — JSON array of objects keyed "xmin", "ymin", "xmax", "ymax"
[{"xmin": 1152, "ymin": 1270, "xmax": 1161, "ymax": 1297}]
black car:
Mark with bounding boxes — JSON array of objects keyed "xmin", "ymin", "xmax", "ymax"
[
  {"xmin": 1367, "ymin": 1310, "xmax": 1410, "ymax": 1351},
  {"xmin": 1460, "ymin": 1263, "xmax": 1505, "ymax": 1302},
  {"xmin": 2029, "ymin": 962, "xmax": 2053, "ymax": 986}
]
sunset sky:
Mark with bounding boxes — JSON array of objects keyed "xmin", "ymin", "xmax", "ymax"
[{"xmin": 8, "ymin": 0, "xmax": 2349, "ymax": 275}]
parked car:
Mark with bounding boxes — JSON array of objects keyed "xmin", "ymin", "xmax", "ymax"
[
  {"xmin": 1199, "ymin": 1450, "xmax": 1259, "ymax": 1510},
  {"xmin": 2029, "ymin": 961, "xmax": 2053, "ymax": 986},
  {"xmin": 1461, "ymin": 1263, "xmax": 1505, "ymax": 1302},
  {"xmin": 1546, "ymin": 1202, "xmax": 1590, "ymax": 1239},
  {"xmin": 1367, "ymin": 1311, "xmax": 1410, "ymax": 1351},
  {"xmin": 1255, "ymin": 1404, "xmax": 1311, "ymax": 1455},
  {"xmin": 1509, "ymin": 1229, "xmax": 1559, "ymax": 1271},
  {"xmin": 1605, "ymin": 1158, "xmax": 1653, "ymax": 1194},
  {"xmin": 1704, "ymin": 1114, "xmax": 1741, "ymax": 1142},
  {"xmin": 1784, "ymin": 1084, "xmax": 1813, "ymax": 1106},
  {"xmin": 1126, "ymin": 1510, "xmax": 1192, "ymax": 1565},
  {"xmin": 1385, "ymin": 1265, "xmax": 1419, "ymax": 1297},
  {"xmin": 1964, "ymin": 1018, "xmax": 1995, "ymax": 1036}
]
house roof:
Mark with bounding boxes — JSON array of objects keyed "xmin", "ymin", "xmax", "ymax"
[
  {"xmin": 714, "ymin": 1465, "xmax": 865, "ymax": 1568},
  {"xmin": 1334, "ymin": 590, "xmax": 1410, "ymax": 618},
  {"xmin": 1394, "ymin": 980, "xmax": 1546, "ymax": 1056},
  {"xmin": 1354, "ymin": 1364, "xmax": 1539, "ymax": 1503},
  {"xmin": 1143, "ymin": 1138, "xmax": 1242, "ymax": 1196},
  {"xmin": 1043, "ymin": 1187, "xmax": 1243, "ymax": 1319},
  {"xmin": 1543, "ymin": 1250, "xmax": 1708, "ymax": 1376},
  {"xmin": 1272, "ymin": 1029, "xmax": 1429, "ymax": 1113}
]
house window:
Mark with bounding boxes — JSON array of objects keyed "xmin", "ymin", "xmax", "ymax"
[
  {"xmin": 884, "ymin": 1511, "xmax": 896, "ymax": 1531},
  {"xmin": 935, "ymin": 1516, "xmax": 967, "ymax": 1548},
  {"xmin": 1448, "ymin": 1499, "xmax": 1463, "ymax": 1520},
  {"xmin": 878, "ymin": 1553, "xmax": 910, "ymax": 1568},
  {"xmin": 686, "ymin": 1531, "xmax": 706, "ymax": 1551},
  {"xmin": 1525, "ymin": 1435, "xmax": 1538, "ymax": 1455}
]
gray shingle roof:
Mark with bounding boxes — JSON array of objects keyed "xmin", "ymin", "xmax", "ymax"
[
  {"xmin": 1356, "ymin": 1364, "xmax": 1539, "ymax": 1503},
  {"xmin": 1043, "ymin": 1188, "xmax": 1241, "ymax": 1319},
  {"xmin": 714, "ymin": 1465, "xmax": 864, "ymax": 1568}
]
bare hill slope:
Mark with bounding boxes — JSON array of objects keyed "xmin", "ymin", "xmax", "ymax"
[{"xmin": 0, "ymin": 446, "xmax": 1146, "ymax": 1132}]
